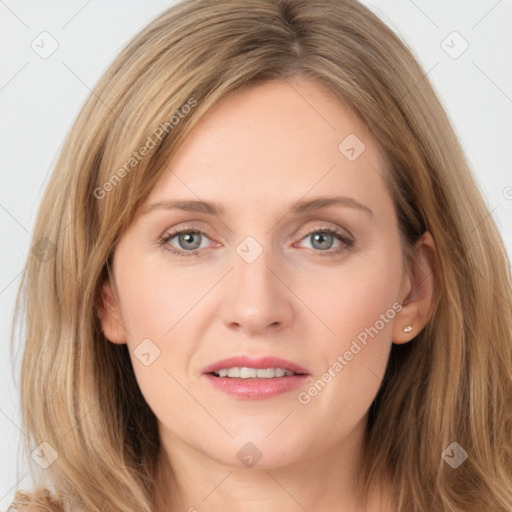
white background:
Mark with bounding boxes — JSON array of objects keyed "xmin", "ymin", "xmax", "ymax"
[{"xmin": 1, "ymin": 0, "xmax": 511, "ymax": 507}]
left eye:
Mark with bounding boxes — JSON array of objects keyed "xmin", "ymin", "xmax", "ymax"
[
  {"xmin": 297, "ymin": 229, "xmax": 345, "ymax": 251},
  {"xmin": 294, "ymin": 228, "xmax": 354, "ymax": 256}
]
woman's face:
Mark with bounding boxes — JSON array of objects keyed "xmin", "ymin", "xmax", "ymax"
[{"xmin": 101, "ymin": 78, "xmax": 415, "ymax": 471}]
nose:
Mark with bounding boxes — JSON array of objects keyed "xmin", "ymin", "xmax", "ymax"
[{"xmin": 218, "ymin": 242, "xmax": 295, "ymax": 336}]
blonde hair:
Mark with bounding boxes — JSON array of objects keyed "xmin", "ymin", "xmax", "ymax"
[{"xmin": 9, "ymin": 0, "xmax": 512, "ymax": 511}]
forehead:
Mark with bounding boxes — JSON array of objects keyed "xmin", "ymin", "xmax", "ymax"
[{"xmin": 145, "ymin": 78, "xmax": 388, "ymax": 216}]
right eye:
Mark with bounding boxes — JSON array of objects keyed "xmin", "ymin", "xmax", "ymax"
[{"xmin": 158, "ymin": 229, "xmax": 215, "ymax": 257}]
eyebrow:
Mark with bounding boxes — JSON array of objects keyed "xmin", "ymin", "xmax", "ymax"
[{"xmin": 142, "ymin": 195, "xmax": 373, "ymax": 218}]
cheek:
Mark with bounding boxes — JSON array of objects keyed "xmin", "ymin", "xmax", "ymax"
[
  {"xmin": 297, "ymin": 246, "xmax": 402, "ymax": 411},
  {"xmin": 115, "ymin": 255, "xmax": 200, "ymax": 337},
  {"xmin": 113, "ymin": 258, "xmax": 209, "ymax": 398},
  {"xmin": 298, "ymin": 247, "xmax": 403, "ymax": 347}
]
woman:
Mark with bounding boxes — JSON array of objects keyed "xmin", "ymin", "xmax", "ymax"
[{"xmin": 9, "ymin": 0, "xmax": 512, "ymax": 511}]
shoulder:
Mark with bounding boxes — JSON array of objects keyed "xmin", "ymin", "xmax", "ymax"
[{"xmin": 7, "ymin": 487, "xmax": 65, "ymax": 511}]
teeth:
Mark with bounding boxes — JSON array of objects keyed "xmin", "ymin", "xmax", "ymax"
[
  {"xmin": 213, "ymin": 367, "xmax": 296, "ymax": 379},
  {"xmin": 240, "ymin": 367, "xmax": 256, "ymax": 378},
  {"xmin": 227, "ymin": 367, "xmax": 240, "ymax": 378},
  {"xmin": 257, "ymin": 368, "xmax": 274, "ymax": 378}
]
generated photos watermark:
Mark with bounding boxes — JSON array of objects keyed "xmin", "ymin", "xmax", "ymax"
[{"xmin": 93, "ymin": 97, "xmax": 197, "ymax": 200}]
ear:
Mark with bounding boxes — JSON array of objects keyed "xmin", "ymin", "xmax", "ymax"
[
  {"xmin": 97, "ymin": 279, "xmax": 128, "ymax": 344},
  {"xmin": 393, "ymin": 231, "xmax": 438, "ymax": 344}
]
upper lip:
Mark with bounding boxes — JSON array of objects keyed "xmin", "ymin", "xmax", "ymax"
[{"xmin": 202, "ymin": 356, "xmax": 310, "ymax": 375}]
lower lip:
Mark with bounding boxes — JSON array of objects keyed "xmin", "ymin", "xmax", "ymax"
[{"xmin": 204, "ymin": 373, "xmax": 310, "ymax": 399}]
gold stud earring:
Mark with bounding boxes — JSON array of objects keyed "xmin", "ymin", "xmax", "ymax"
[{"xmin": 403, "ymin": 325, "xmax": 412, "ymax": 333}]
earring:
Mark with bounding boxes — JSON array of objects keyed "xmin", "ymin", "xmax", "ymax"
[{"xmin": 403, "ymin": 325, "xmax": 413, "ymax": 333}]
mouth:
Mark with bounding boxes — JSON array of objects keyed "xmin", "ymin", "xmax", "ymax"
[
  {"xmin": 202, "ymin": 356, "xmax": 310, "ymax": 399},
  {"xmin": 202, "ymin": 355, "xmax": 310, "ymax": 378},
  {"xmin": 207, "ymin": 367, "xmax": 304, "ymax": 379}
]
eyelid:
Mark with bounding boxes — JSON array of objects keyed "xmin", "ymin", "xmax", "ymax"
[
  {"xmin": 158, "ymin": 221, "xmax": 216, "ymax": 241},
  {"xmin": 296, "ymin": 221, "xmax": 354, "ymax": 240}
]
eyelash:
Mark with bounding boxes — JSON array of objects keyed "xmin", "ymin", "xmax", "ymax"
[{"xmin": 157, "ymin": 225, "xmax": 354, "ymax": 258}]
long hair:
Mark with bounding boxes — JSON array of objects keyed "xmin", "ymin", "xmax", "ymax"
[{"xmin": 9, "ymin": 0, "xmax": 512, "ymax": 511}]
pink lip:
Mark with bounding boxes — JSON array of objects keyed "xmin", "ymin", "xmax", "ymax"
[{"xmin": 201, "ymin": 356, "xmax": 311, "ymax": 400}]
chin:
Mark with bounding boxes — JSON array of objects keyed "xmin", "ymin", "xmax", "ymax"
[
  {"xmin": 216, "ymin": 447, "xmax": 301, "ymax": 471},
  {"xmin": 211, "ymin": 432, "xmax": 307, "ymax": 470}
]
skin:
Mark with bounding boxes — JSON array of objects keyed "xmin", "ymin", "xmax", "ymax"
[{"xmin": 99, "ymin": 77, "xmax": 437, "ymax": 512}]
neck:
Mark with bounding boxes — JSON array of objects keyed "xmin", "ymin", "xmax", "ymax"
[{"xmin": 153, "ymin": 416, "xmax": 395, "ymax": 512}]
